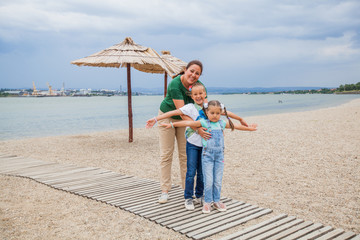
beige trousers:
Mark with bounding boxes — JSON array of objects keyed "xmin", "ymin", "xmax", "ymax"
[{"xmin": 158, "ymin": 110, "xmax": 187, "ymax": 192}]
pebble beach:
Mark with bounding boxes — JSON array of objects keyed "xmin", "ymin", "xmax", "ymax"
[{"xmin": 1, "ymin": 98, "xmax": 359, "ymax": 239}]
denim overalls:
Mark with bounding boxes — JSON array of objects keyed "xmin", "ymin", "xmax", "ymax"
[{"xmin": 200, "ymin": 119, "xmax": 226, "ymax": 204}]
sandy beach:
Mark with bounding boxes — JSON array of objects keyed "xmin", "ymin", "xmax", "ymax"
[{"xmin": 1, "ymin": 98, "xmax": 359, "ymax": 239}]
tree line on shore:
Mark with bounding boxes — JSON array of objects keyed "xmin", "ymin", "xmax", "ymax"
[
  {"xmin": 265, "ymin": 82, "xmax": 360, "ymax": 95},
  {"xmin": 338, "ymin": 82, "xmax": 360, "ymax": 92}
]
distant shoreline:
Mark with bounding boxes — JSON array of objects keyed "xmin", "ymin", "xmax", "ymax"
[
  {"xmin": 2, "ymin": 83, "xmax": 360, "ymax": 97},
  {"xmin": 1, "ymin": 91, "xmax": 360, "ymax": 98}
]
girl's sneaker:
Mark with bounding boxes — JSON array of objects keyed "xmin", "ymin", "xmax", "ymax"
[
  {"xmin": 194, "ymin": 196, "xmax": 204, "ymax": 206},
  {"xmin": 202, "ymin": 202, "xmax": 212, "ymax": 214},
  {"xmin": 213, "ymin": 201, "xmax": 227, "ymax": 212},
  {"xmin": 158, "ymin": 192, "xmax": 168, "ymax": 204},
  {"xmin": 185, "ymin": 199, "xmax": 195, "ymax": 210}
]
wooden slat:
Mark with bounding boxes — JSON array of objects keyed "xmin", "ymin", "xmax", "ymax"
[
  {"xmin": 191, "ymin": 209, "xmax": 273, "ymax": 240},
  {"xmin": 74, "ymin": 178, "xmax": 157, "ymax": 195},
  {"xmin": 32, "ymin": 167, "xmax": 104, "ymax": 180},
  {"xmin": 184, "ymin": 208, "xmax": 270, "ymax": 236},
  {"xmin": 87, "ymin": 184, "xmax": 163, "ymax": 203},
  {"xmin": 103, "ymin": 184, "xmax": 162, "ymax": 200},
  {"xmin": 0, "ymin": 161, "xmax": 55, "ymax": 173},
  {"xmin": 39, "ymin": 168, "xmax": 105, "ymax": 184},
  {"xmin": 127, "ymin": 193, "xmax": 184, "ymax": 214},
  {"xmin": 316, "ymin": 229, "xmax": 346, "ymax": 240},
  {"xmin": 0, "ymin": 154, "xmax": 17, "ymax": 158},
  {"xmin": 249, "ymin": 218, "xmax": 305, "ymax": 240},
  {"xmin": 159, "ymin": 200, "xmax": 243, "ymax": 227},
  {"xmin": 3, "ymin": 163, "xmax": 62, "ymax": 174},
  {"xmin": 281, "ymin": 222, "xmax": 324, "ymax": 240},
  {"xmin": 230, "ymin": 216, "xmax": 297, "ymax": 240},
  {"xmin": 49, "ymin": 173, "xmax": 119, "ymax": 190},
  {"xmin": 297, "ymin": 226, "xmax": 334, "ymax": 240},
  {"xmin": 332, "ymin": 231, "xmax": 357, "ymax": 240},
  {"xmin": 56, "ymin": 175, "xmax": 133, "ymax": 191},
  {"xmin": 24, "ymin": 166, "xmax": 82, "ymax": 178},
  {"xmin": 173, "ymin": 203, "xmax": 254, "ymax": 231},
  {"xmin": 70, "ymin": 178, "xmax": 145, "ymax": 195},
  {"xmin": 110, "ymin": 189, "xmax": 169, "ymax": 207},
  {"xmin": 219, "ymin": 214, "xmax": 288, "ymax": 240},
  {"xmin": 81, "ymin": 183, "xmax": 160, "ymax": 201},
  {"xmin": 42, "ymin": 169, "xmax": 112, "ymax": 185}
]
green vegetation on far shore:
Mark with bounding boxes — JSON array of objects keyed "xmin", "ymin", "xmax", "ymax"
[{"xmin": 250, "ymin": 82, "xmax": 360, "ymax": 95}]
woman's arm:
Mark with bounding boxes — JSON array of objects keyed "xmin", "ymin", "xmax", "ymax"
[
  {"xmin": 172, "ymin": 99, "xmax": 193, "ymax": 122},
  {"xmin": 146, "ymin": 109, "xmax": 183, "ymax": 129},
  {"xmin": 172, "ymin": 99, "xmax": 185, "ymax": 109},
  {"xmin": 161, "ymin": 120, "xmax": 202, "ymax": 129}
]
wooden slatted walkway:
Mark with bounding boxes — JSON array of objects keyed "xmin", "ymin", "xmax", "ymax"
[{"xmin": 0, "ymin": 154, "xmax": 358, "ymax": 240}]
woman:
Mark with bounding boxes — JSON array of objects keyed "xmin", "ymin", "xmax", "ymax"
[{"xmin": 156, "ymin": 60, "xmax": 207, "ymax": 203}]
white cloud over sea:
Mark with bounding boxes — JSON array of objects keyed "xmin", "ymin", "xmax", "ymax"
[{"xmin": 0, "ymin": 0, "xmax": 359, "ymax": 89}]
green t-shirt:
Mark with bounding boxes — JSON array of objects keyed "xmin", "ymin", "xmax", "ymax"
[{"xmin": 160, "ymin": 75, "xmax": 205, "ymax": 120}]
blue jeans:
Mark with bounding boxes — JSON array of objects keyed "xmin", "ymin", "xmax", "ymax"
[
  {"xmin": 202, "ymin": 148, "xmax": 224, "ymax": 203},
  {"xmin": 202, "ymin": 128, "xmax": 224, "ymax": 203},
  {"xmin": 184, "ymin": 142, "xmax": 204, "ymax": 199}
]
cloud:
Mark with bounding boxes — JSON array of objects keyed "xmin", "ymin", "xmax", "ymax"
[
  {"xmin": 1, "ymin": 0, "xmax": 359, "ymax": 41},
  {"xmin": 0, "ymin": 0, "xmax": 359, "ymax": 89},
  {"xmin": 203, "ymin": 31, "xmax": 360, "ymax": 69}
]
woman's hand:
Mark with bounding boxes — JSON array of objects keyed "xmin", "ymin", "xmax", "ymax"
[
  {"xmin": 198, "ymin": 127, "xmax": 211, "ymax": 140},
  {"xmin": 160, "ymin": 123, "xmax": 172, "ymax": 129},
  {"xmin": 145, "ymin": 117, "xmax": 157, "ymax": 129}
]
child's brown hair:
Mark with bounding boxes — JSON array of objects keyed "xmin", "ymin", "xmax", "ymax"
[
  {"xmin": 188, "ymin": 81, "xmax": 206, "ymax": 97},
  {"xmin": 190, "ymin": 81, "xmax": 205, "ymax": 92}
]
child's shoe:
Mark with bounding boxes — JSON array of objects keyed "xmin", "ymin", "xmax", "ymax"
[
  {"xmin": 202, "ymin": 202, "xmax": 212, "ymax": 214},
  {"xmin": 158, "ymin": 192, "xmax": 168, "ymax": 204},
  {"xmin": 184, "ymin": 199, "xmax": 195, "ymax": 210},
  {"xmin": 213, "ymin": 201, "xmax": 227, "ymax": 212},
  {"xmin": 194, "ymin": 196, "xmax": 204, "ymax": 206}
]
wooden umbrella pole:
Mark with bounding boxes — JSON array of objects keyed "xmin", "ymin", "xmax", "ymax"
[
  {"xmin": 127, "ymin": 63, "xmax": 133, "ymax": 142},
  {"xmin": 164, "ymin": 73, "xmax": 168, "ymax": 97}
]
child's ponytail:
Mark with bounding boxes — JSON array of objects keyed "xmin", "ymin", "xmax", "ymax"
[
  {"xmin": 223, "ymin": 107, "xmax": 235, "ymax": 131},
  {"xmin": 202, "ymin": 103, "xmax": 209, "ymax": 119}
]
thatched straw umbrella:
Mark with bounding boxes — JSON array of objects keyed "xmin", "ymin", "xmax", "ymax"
[
  {"xmin": 160, "ymin": 51, "xmax": 187, "ymax": 97},
  {"xmin": 71, "ymin": 37, "xmax": 182, "ymax": 142}
]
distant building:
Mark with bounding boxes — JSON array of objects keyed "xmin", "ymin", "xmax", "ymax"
[{"xmin": 4, "ymin": 90, "xmax": 21, "ymax": 95}]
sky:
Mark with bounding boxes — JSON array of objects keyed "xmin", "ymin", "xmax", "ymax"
[{"xmin": 0, "ymin": 0, "xmax": 359, "ymax": 90}]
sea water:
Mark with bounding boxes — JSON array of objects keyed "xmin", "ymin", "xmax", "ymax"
[{"xmin": 1, "ymin": 94, "xmax": 359, "ymax": 140}]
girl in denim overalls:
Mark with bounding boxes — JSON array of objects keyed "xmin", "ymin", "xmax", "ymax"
[{"xmin": 160, "ymin": 100, "xmax": 257, "ymax": 213}]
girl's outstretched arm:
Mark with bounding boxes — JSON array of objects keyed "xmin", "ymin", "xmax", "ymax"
[
  {"xmin": 146, "ymin": 109, "xmax": 183, "ymax": 129},
  {"xmin": 160, "ymin": 120, "xmax": 202, "ymax": 129},
  {"xmin": 226, "ymin": 121, "xmax": 258, "ymax": 131},
  {"xmin": 225, "ymin": 110, "xmax": 249, "ymax": 127}
]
